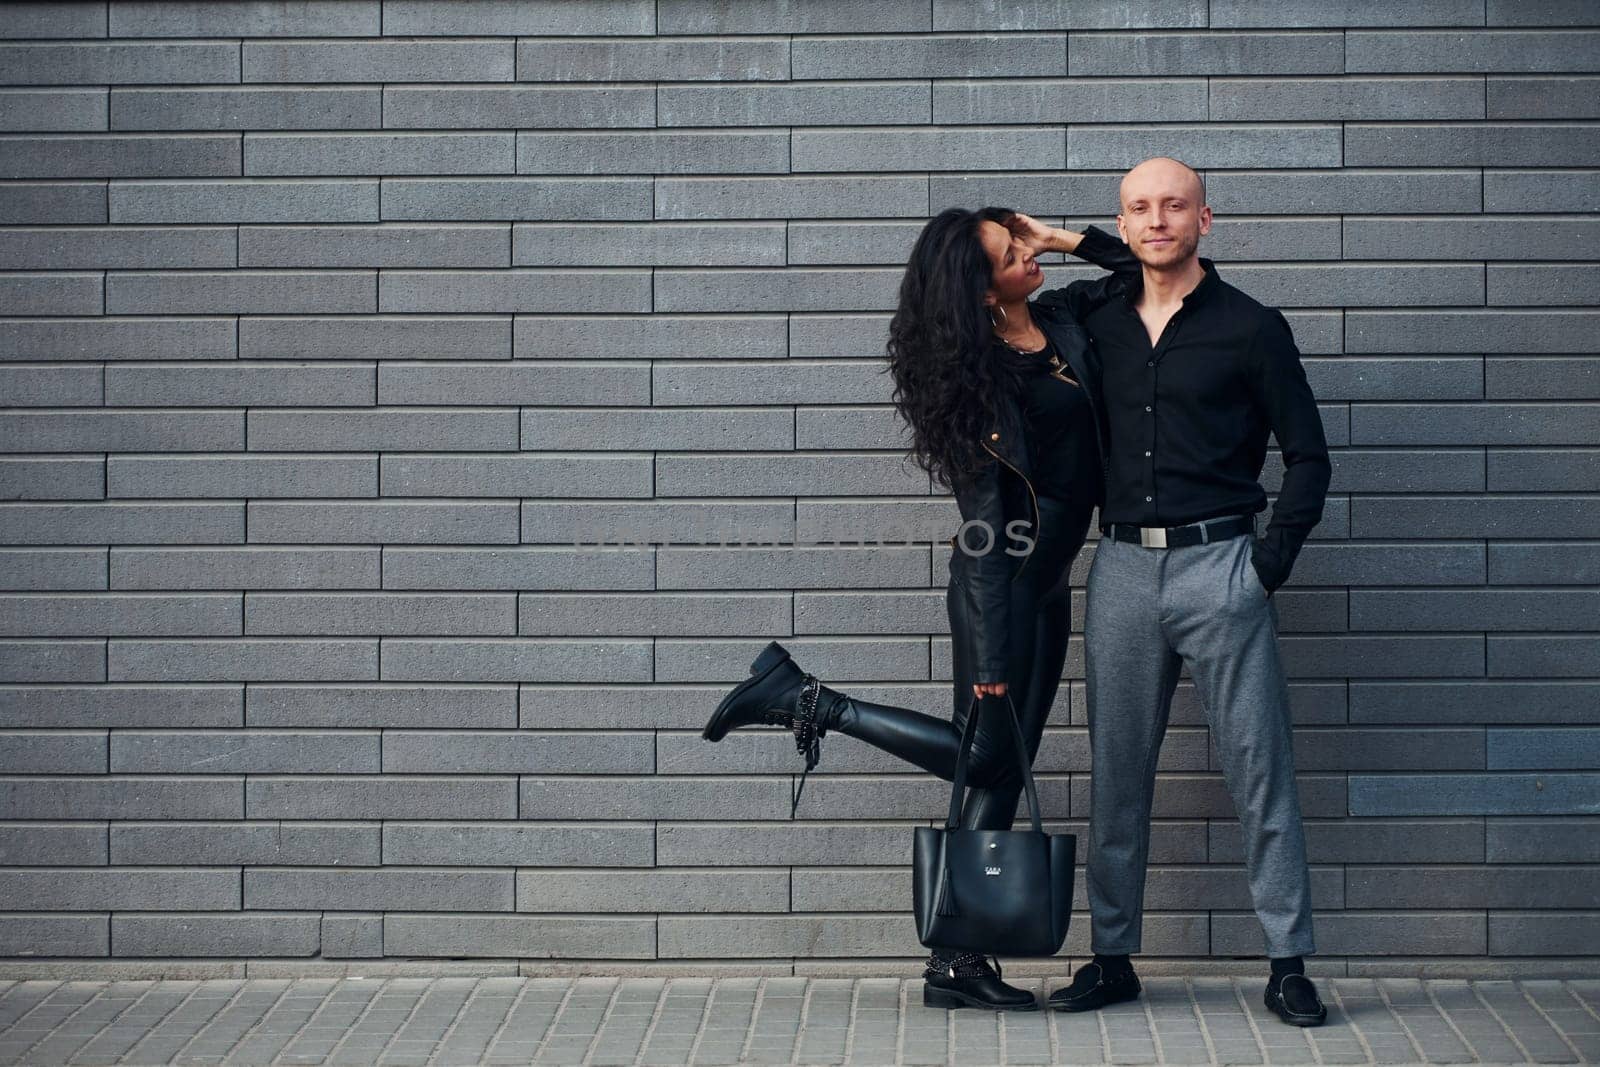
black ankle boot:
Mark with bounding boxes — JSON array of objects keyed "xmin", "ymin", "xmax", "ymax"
[
  {"xmin": 703, "ymin": 641, "xmax": 807, "ymax": 738},
  {"xmin": 922, "ymin": 952, "xmax": 1038, "ymax": 1012},
  {"xmin": 701, "ymin": 641, "xmax": 848, "ymax": 815}
]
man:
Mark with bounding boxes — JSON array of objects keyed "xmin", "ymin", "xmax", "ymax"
[{"xmin": 1046, "ymin": 157, "xmax": 1331, "ymax": 1026}]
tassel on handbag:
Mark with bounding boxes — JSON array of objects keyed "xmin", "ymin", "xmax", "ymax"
[
  {"xmin": 933, "ymin": 859, "xmax": 959, "ymax": 917},
  {"xmin": 911, "ymin": 691, "xmax": 1075, "ymax": 957}
]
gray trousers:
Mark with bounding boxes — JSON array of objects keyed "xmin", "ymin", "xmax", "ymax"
[{"xmin": 1083, "ymin": 527, "xmax": 1316, "ymax": 958}]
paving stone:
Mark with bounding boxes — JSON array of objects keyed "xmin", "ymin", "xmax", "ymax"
[{"xmin": 2, "ymin": 976, "xmax": 1600, "ymax": 1063}]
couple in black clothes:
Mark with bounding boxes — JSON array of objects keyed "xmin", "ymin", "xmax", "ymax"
[{"xmin": 703, "ymin": 157, "xmax": 1330, "ymax": 1027}]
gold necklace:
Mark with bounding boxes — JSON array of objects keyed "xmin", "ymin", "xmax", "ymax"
[{"xmin": 999, "ymin": 333, "xmax": 1078, "ymax": 386}]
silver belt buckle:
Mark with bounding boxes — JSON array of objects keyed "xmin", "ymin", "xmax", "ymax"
[{"xmin": 1139, "ymin": 526, "xmax": 1167, "ymax": 548}]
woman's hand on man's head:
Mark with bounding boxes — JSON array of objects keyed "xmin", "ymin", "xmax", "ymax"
[
  {"xmin": 1006, "ymin": 212, "xmax": 1083, "ymax": 256},
  {"xmin": 1004, "ymin": 212, "xmax": 1059, "ymax": 256}
]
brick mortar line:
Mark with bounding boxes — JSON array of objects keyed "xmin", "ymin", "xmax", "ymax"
[
  {"xmin": 1373, "ymin": 977, "xmax": 1439, "ymax": 1063},
  {"xmin": 0, "ymin": 979, "xmax": 65, "ymax": 1050},
  {"xmin": 627, "ymin": 975, "xmax": 674, "ymax": 1067},
  {"xmin": 317, "ymin": 976, "xmax": 394, "ymax": 1065},
  {"xmin": 115, "ymin": 979, "xmax": 214, "ymax": 1064},
  {"xmin": 796, "ymin": 979, "xmax": 838, "ymax": 1067},
  {"xmin": 150, "ymin": 979, "xmax": 246, "ymax": 1062},
  {"xmin": 1185, "ymin": 977, "xmax": 1219, "ymax": 1067},
  {"xmin": 1093, "ymin": 988, "xmax": 1109, "ymax": 1067},
  {"xmin": 842, "ymin": 976, "xmax": 861, "ymax": 1066},
  {"xmin": 427, "ymin": 976, "xmax": 495, "ymax": 1060},
  {"xmin": 1571, "ymin": 979, "xmax": 1600, "ymax": 1029},
  {"xmin": 578, "ymin": 975, "xmax": 627, "ymax": 1066},
  {"xmin": 271, "ymin": 978, "xmax": 361, "ymax": 1063},
  {"xmin": 893, "ymin": 975, "xmax": 907, "ymax": 1067},
  {"xmin": 1305, "ymin": 989, "xmax": 1348, "ymax": 1064},
  {"xmin": 1516, "ymin": 978, "xmax": 1586, "ymax": 1061},
  {"xmin": 1467, "ymin": 979, "xmax": 1537, "ymax": 1064},
  {"xmin": 208, "ymin": 976, "xmax": 312, "ymax": 1061},
  {"xmin": 14, "ymin": 981, "xmax": 126, "ymax": 1065},
  {"xmin": 1330, "ymin": 981, "xmax": 1378, "ymax": 1064},
  {"xmin": 384, "ymin": 975, "xmax": 456, "ymax": 1061},
  {"xmin": 1137, "ymin": 979, "xmax": 1162, "ymax": 1064},
  {"xmin": 1042, "ymin": 974, "xmax": 1064, "ymax": 1066},
  {"xmin": 481, "ymin": 976, "xmax": 538, "ymax": 1059},
  {"xmin": 69, "ymin": 977, "xmax": 165, "ymax": 1063},
  {"xmin": 680, "ymin": 977, "xmax": 719, "ymax": 1067},
  {"xmin": 1298, "ymin": 978, "xmax": 1330, "ymax": 1066},
  {"xmin": 738, "ymin": 975, "xmax": 769, "ymax": 1064},
  {"xmin": 163, "ymin": 975, "xmax": 261, "ymax": 1064},
  {"xmin": 1229, "ymin": 976, "xmax": 1276, "ymax": 1067},
  {"xmin": 997, "ymin": 979, "xmax": 1011, "ymax": 1066},
  {"xmin": 1421, "ymin": 978, "xmax": 1490, "ymax": 1063},
  {"xmin": 944, "ymin": 984, "xmax": 958, "ymax": 1066}
]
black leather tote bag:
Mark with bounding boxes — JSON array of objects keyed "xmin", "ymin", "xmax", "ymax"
[{"xmin": 912, "ymin": 691, "xmax": 1074, "ymax": 956}]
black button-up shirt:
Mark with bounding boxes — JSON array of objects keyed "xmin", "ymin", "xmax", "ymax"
[{"xmin": 1082, "ymin": 257, "xmax": 1331, "ymax": 590}]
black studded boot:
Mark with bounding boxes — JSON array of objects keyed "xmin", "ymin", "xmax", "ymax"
[
  {"xmin": 702, "ymin": 641, "xmax": 814, "ymax": 740},
  {"xmin": 922, "ymin": 951, "xmax": 1039, "ymax": 1012},
  {"xmin": 702, "ymin": 641, "xmax": 847, "ymax": 815},
  {"xmin": 703, "ymin": 640, "xmax": 968, "ymax": 814}
]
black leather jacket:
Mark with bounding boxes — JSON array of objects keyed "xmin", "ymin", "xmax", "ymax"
[{"xmin": 945, "ymin": 226, "xmax": 1140, "ymax": 683}]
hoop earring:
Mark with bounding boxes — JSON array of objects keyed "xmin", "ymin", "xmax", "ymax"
[{"xmin": 988, "ymin": 304, "xmax": 1008, "ymax": 331}]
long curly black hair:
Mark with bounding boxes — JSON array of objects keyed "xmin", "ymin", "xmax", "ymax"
[{"xmin": 886, "ymin": 206, "xmax": 1040, "ymax": 493}]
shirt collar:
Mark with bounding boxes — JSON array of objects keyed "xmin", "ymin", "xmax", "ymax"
[{"xmin": 1119, "ymin": 256, "xmax": 1220, "ymax": 309}]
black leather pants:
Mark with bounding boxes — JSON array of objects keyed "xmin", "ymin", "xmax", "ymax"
[{"xmin": 827, "ymin": 495, "xmax": 1091, "ymax": 831}]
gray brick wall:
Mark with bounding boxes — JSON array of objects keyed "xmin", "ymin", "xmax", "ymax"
[{"xmin": 0, "ymin": 0, "xmax": 1597, "ymax": 979}]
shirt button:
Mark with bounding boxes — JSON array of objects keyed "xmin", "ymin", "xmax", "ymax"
[
  {"xmin": 1144, "ymin": 405, "xmax": 1152, "ymax": 412},
  {"xmin": 1144, "ymin": 450, "xmax": 1151, "ymax": 457},
  {"xmin": 1146, "ymin": 360, "xmax": 1153, "ymax": 367},
  {"xmin": 1145, "ymin": 495, "xmax": 1152, "ymax": 502}
]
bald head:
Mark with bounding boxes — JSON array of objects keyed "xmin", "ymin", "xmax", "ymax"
[
  {"xmin": 1120, "ymin": 156, "xmax": 1205, "ymax": 210},
  {"xmin": 1115, "ymin": 156, "xmax": 1212, "ymax": 272}
]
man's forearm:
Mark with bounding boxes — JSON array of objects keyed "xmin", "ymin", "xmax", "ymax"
[
  {"xmin": 1249, "ymin": 308, "xmax": 1330, "ymax": 592},
  {"xmin": 1045, "ymin": 227, "xmax": 1085, "ymax": 254},
  {"xmin": 1256, "ymin": 455, "xmax": 1330, "ymax": 589},
  {"xmin": 1063, "ymin": 224, "xmax": 1142, "ymax": 274}
]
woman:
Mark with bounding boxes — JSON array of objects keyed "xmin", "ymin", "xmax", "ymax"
[{"xmin": 702, "ymin": 208, "xmax": 1138, "ymax": 1010}]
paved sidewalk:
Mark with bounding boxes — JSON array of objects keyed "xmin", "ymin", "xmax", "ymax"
[{"xmin": 1, "ymin": 975, "xmax": 1597, "ymax": 1066}]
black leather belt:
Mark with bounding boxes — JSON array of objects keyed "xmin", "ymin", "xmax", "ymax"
[{"xmin": 1103, "ymin": 514, "xmax": 1253, "ymax": 549}]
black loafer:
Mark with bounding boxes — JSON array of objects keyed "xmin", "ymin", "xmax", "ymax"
[
  {"xmin": 1265, "ymin": 972, "xmax": 1327, "ymax": 1026},
  {"xmin": 1047, "ymin": 961, "xmax": 1141, "ymax": 1012}
]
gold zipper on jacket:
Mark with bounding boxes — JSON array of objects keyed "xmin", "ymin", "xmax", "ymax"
[{"xmin": 980, "ymin": 434, "xmax": 1038, "ymax": 582}]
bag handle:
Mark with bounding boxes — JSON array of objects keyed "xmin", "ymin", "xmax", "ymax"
[{"xmin": 944, "ymin": 689, "xmax": 1045, "ymax": 835}]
